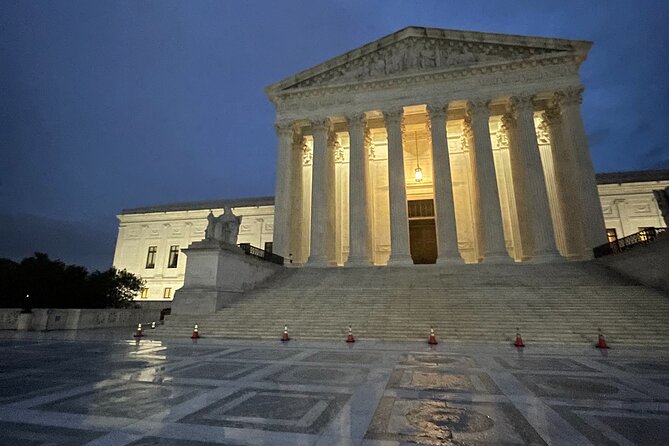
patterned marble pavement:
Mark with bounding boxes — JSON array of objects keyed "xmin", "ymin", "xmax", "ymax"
[{"xmin": 0, "ymin": 332, "xmax": 668, "ymax": 445}]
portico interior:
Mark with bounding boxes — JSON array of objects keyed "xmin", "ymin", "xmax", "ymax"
[{"xmin": 289, "ymin": 102, "xmax": 572, "ymax": 266}]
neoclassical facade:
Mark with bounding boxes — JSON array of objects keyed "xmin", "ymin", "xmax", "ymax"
[
  {"xmin": 266, "ymin": 27, "xmax": 607, "ymax": 266},
  {"xmin": 112, "ymin": 172, "xmax": 668, "ymax": 300}
]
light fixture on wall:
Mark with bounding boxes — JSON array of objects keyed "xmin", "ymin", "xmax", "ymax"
[{"xmin": 414, "ymin": 132, "xmax": 423, "ymax": 182}]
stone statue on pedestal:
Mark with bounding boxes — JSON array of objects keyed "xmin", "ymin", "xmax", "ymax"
[
  {"xmin": 205, "ymin": 207, "xmax": 242, "ymax": 245},
  {"xmin": 172, "ymin": 206, "xmax": 278, "ymax": 316}
]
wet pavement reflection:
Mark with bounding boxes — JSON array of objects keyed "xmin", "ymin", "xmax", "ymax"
[{"xmin": 0, "ymin": 330, "xmax": 669, "ymax": 445}]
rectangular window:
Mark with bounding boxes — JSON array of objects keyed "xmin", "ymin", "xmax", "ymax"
[
  {"xmin": 264, "ymin": 242, "xmax": 273, "ymax": 254},
  {"xmin": 606, "ymin": 228, "xmax": 618, "ymax": 243},
  {"xmin": 145, "ymin": 246, "xmax": 157, "ymax": 269},
  {"xmin": 140, "ymin": 287, "xmax": 149, "ymax": 299},
  {"xmin": 163, "ymin": 287, "xmax": 172, "ymax": 299},
  {"xmin": 408, "ymin": 199, "xmax": 435, "ymax": 219},
  {"xmin": 638, "ymin": 227, "xmax": 653, "ymax": 241},
  {"xmin": 167, "ymin": 245, "xmax": 179, "ymax": 268}
]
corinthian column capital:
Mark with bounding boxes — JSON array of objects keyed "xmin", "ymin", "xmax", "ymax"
[
  {"xmin": 542, "ymin": 106, "xmax": 562, "ymax": 126},
  {"xmin": 461, "ymin": 116, "xmax": 474, "ymax": 140},
  {"xmin": 383, "ymin": 108, "xmax": 404, "ymax": 126},
  {"xmin": 465, "ymin": 99, "xmax": 492, "ymax": 121},
  {"xmin": 345, "ymin": 112, "xmax": 367, "ymax": 131},
  {"xmin": 509, "ymin": 95, "xmax": 536, "ymax": 117},
  {"xmin": 311, "ymin": 117, "xmax": 332, "ymax": 133},
  {"xmin": 500, "ymin": 113, "xmax": 516, "ymax": 132},
  {"xmin": 275, "ymin": 121, "xmax": 296, "ymax": 138},
  {"xmin": 554, "ymin": 86, "xmax": 584, "ymax": 107},
  {"xmin": 426, "ymin": 104, "xmax": 448, "ymax": 121}
]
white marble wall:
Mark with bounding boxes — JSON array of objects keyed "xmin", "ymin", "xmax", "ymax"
[{"xmin": 113, "ymin": 205, "xmax": 274, "ymax": 301}]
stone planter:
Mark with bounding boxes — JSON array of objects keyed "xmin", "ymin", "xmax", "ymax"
[{"xmin": 17, "ymin": 312, "xmax": 33, "ymax": 331}]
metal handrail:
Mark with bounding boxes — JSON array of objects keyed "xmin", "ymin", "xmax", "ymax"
[
  {"xmin": 593, "ymin": 227, "xmax": 666, "ymax": 258},
  {"xmin": 238, "ymin": 243, "xmax": 284, "ymax": 265}
]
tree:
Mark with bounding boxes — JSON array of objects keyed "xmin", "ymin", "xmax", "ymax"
[
  {"xmin": 0, "ymin": 253, "xmax": 144, "ymax": 309},
  {"xmin": 87, "ymin": 268, "xmax": 144, "ymax": 308}
]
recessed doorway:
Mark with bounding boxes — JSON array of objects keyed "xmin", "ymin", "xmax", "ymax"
[{"xmin": 408, "ymin": 200, "xmax": 437, "ymax": 264}]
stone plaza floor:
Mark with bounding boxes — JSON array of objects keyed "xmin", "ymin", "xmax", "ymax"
[{"xmin": 0, "ymin": 330, "xmax": 668, "ymax": 445}]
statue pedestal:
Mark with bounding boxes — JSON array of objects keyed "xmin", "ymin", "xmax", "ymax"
[{"xmin": 171, "ymin": 239, "xmax": 281, "ymax": 315}]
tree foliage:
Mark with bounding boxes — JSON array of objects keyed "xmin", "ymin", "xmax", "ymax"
[{"xmin": 0, "ymin": 253, "xmax": 144, "ymax": 309}]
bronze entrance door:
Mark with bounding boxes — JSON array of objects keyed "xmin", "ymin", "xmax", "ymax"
[{"xmin": 408, "ymin": 200, "xmax": 438, "ymax": 264}]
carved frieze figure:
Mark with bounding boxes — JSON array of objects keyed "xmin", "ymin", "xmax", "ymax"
[
  {"xmin": 204, "ymin": 207, "xmax": 242, "ymax": 244},
  {"xmin": 654, "ymin": 187, "xmax": 669, "ymax": 226}
]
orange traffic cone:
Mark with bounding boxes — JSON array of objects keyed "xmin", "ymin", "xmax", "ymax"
[
  {"xmin": 133, "ymin": 323, "xmax": 143, "ymax": 338},
  {"xmin": 281, "ymin": 325, "xmax": 290, "ymax": 342},
  {"xmin": 428, "ymin": 327, "xmax": 438, "ymax": 345},
  {"xmin": 346, "ymin": 325, "xmax": 355, "ymax": 343},
  {"xmin": 191, "ymin": 324, "xmax": 200, "ymax": 339},
  {"xmin": 595, "ymin": 328, "xmax": 609, "ymax": 349},
  {"xmin": 514, "ymin": 328, "xmax": 525, "ymax": 347}
]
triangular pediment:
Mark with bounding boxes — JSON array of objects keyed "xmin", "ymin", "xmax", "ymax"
[{"xmin": 267, "ymin": 27, "xmax": 591, "ymax": 95}]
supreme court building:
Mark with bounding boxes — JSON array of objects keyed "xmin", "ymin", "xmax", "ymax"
[
  {"xmin": 113, "ymin": 28, "xmax": 669, "ymax": 301},
  {"xmin": 267, "ymin": 26, "xmax": 606, "ymax": 266}
]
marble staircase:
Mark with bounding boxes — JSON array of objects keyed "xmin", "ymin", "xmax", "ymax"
[{"xmin": 161, "ymin": 261, "xmax": 669, "ymax": 346}]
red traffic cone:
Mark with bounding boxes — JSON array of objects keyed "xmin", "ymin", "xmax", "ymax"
[
  {"xmin": 514, "ymin": 328, "xmax": 525, "ymax": 347},
  {"xmin": 346, "ymin": 325, "xmax": 355, "ymax": 343},
  {"xmin": 595, "ymin": 328, "xmax": 609, "ymax": 349},
  {"xmin": 191, "ymin": 324, "xmax": 200, "ymax": 339},
  {"xmin": 281, "ymin": 325, "xmax": 290, "ymax": 342},
  {"xmin": 133, "ymin": 323, "xmax": 143, "ymax": 338},
  {"xmin": 428, "ymin": 327, "xmax": 438, "ymax": 345}
]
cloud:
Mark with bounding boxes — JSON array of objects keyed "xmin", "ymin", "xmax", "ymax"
[{"xmin": 0, "ymin": 213, "xmax": 117, "ymax": 271}]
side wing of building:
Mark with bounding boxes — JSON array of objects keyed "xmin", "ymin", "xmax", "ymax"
[
  {"xmin": 112, "ymin": 197, "xmax": 274, "ymax": 302},
  {"xmin": 597, "ymin": 170, "xmax": 669, "ymax": 241}
]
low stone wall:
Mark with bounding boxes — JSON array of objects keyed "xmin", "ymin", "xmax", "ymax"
[
  {"xmin": 0, "ymin": 308, "xmax": 162, "ymax": 331},
  {"xmin": 597, "ymin": 235, "xmax": 669, "ymax": 294}
]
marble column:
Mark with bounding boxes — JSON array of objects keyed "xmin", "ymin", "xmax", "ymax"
[
  {"xmin": 384, "ymin": 108, "xmax": 413, "ymax": 265},
  {"xmin": 272, "ymin": 122, "xmax": 294, "ymax": 259},
  {"xmin": 462, "ymin": 122, "xmax": 484, "ymax": 261},
  {"xmin": 288, "ymin": 129, "xmax": 305, "ymax": 264},
  {"xmin": 466, "ymin": 100, "xmax": 513, "ymax": 263},
  {"xmin": 306, "ymin": 118, "xmax": 336, "ymax": 267},
  {"xmin": 509, "ymin": 96, "xmax": 561, "ymax": 261},
  {"xmin": 555, "ymin": 87, "xmax": 607, "ymax": 250},
  {"xmin": 346, "ymin": 113, "xmax": 373, "ymax": 266},
  {"xmin": 501, "ymin": 113, "xmax": 531, "ymax": 260},
  {"xmin": 427, "ymin": 104, "xmax": 463, "ymax": 264},
  {"xmin": 542, "ymin": 106, "xmax": 587, "ymax": 259}
]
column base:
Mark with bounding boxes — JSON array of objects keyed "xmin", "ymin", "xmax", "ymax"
[
  {"xmin": 528, "ymin": 250, "xmax": 564, "ymax": 264},
  {"xmin": 481, "ymin": 252, "xmax": 514, "ymax": 264},
  {"xmin": 580, "ymin": 249, "xmax": 595, "ymax": 260},
  {"xmin": 387, "ymin": 254, "xmax": 414, "ymax": 266},
  {"xmin": 345, "ymin": 255, "xmax": 373, "ymax": 267},
  {"xmin": 436, "ymin": 254, "xmax": 464, "ymax": 266},
  {"xmin": 305, "ymin": 255, "xmax": 336, "ymax": 268}
]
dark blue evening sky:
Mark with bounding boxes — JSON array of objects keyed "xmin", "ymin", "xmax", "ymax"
[{"xmin": 1, "ymin": 0, "xmax": 668, "ymax": 270}]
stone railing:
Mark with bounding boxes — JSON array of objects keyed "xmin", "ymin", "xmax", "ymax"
[
  {"xmin": 0, "ymin": 308, "xmax": 162, "ymax": 331},
  {"xmin": 593, "ymin": 227, "xmax": 666, "ymax": 258}
]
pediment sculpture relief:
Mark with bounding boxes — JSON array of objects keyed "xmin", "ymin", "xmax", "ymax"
[{"xmin": 288, "ymin": 37, "xmax": 562, "ymax": 89}]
